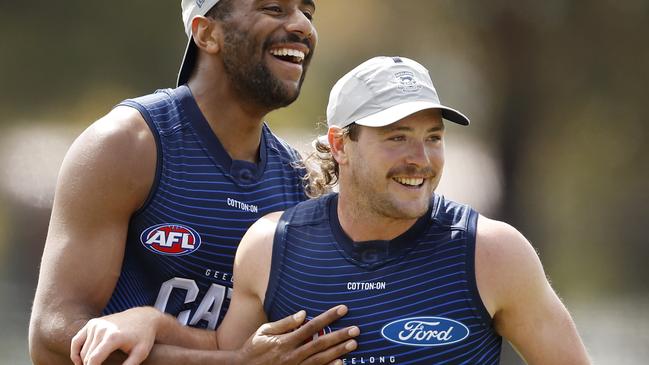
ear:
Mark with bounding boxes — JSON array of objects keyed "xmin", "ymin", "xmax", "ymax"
[
  {"xmin": 191, "ymin": 16, "xmax": 222, "ymax": 54},
  {"xmin": 328, "ymin": 127, "xmax": 348, "ymax": 165}
]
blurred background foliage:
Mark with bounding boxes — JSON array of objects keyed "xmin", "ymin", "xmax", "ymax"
[{"xmin": 1, "ymin": 1, "xmax": 647, "ymax": 363}]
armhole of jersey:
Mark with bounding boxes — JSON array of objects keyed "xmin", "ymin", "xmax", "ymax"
[
  {"xmin": 117, "ymin": 100, "xmax": 163, "ymax": 216},
  {"xmin": 466, "ymin": 209, "xmax": 495, "ymax": 327},
  {"xmin": 263, "ymin": 207, "xmax": 295, "ymax": 316}
]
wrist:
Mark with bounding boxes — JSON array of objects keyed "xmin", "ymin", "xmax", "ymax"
[
  {"xmin": 230, "ymin": 348, "xmax": 246, "ymax": 365},
  {"xmin": 151, "ymin": 307, "xmax": 176, "ymax": 343}
]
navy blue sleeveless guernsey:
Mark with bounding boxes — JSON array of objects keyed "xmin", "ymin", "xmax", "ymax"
[
  {"xmin": 265, "ymin": 194, "xmax": 502, "ymax": 364},
  {"xmin": 103, "ymin": 86, "xmax": 307, "ymax": 329}
]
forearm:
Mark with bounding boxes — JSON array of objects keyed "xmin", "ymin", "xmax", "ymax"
[
  {"xmin": 34, "ymin": 338, "xmax": 237, "ymax": 365},
  {"xmin": 31, "ymin": 344, "xmax": 75, "ymax": 365},
  {"xmin": 97, "ymin": 344, "xmax": 240, "ymax": 365},
  {"xmin": 144, "ymin": 344, "xmax": 238, "ymax": 365},
  {"xmin": 150, "ymin": 308, "xmax": 219, "ymax": 350},
  {"xmin": 99, "ymin": 345, "xmax": 238, "ymax": 365}
]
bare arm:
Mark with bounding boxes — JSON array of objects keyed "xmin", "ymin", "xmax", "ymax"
[
  {"xmin": 219, "ymin": 212, "xmax": 360, "ymax": 363},
  {"xmin": 28, "ymin": 106, "xmax": 158, "ymax": 364},
  {"xmin": 71, "ymin": 213, "xmax": 359, "ymax": 365},
  {"xmin": 217, "ymin": 213, "xmax": 281, "ymax": 349},
  {"xmin": 476, "ymin": 216, "xmax": 591, "ymax": 364}
]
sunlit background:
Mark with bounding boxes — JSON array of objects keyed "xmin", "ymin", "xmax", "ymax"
[{"xmin": 1, "ymin": 1, "xmax": 648, "ymax": 363}]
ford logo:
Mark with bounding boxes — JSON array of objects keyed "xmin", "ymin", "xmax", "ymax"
[{"xmin": 380, "ymin": 317, "xmax": 470, "ymax": 347}]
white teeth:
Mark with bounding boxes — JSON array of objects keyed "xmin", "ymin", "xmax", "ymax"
[
  {"xmin": 394, "ymin": 177, "xmax": 424, "ymax": 186},
  {"xmin": 270, "ymin": 48, "xmax": 305, "ymax": 61}
]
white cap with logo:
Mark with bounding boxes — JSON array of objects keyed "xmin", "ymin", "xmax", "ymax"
[
  {"xmin": 177, "ymin": 0, "xmax": 221, "ymax": 87},
  {"xmin": 325, "ymin": 56, "xmax": 470, "ymax": 132}
]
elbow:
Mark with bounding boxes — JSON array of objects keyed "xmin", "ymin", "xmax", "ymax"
[
  {"xmin": 29, "ymin": 316, "xmax": 54, "ymax": 364},
  {"xmin": 29, "ymin": 312, "xmax": 73, "ymax": 365},
  {"xmin": 29, "ymin": 324, "xmax": 52, "ymax": 364}
]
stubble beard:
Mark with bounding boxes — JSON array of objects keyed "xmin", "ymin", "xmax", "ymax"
[
  {"xmin": 349, "ymin": 165, "xmax": 432, "ymax": 222},
  {"xmin": 221, "ymin": 26, "xmax": 309, "ymax": 110}
]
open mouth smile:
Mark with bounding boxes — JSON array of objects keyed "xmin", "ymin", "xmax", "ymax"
[
  {"xmin": 269, "ymin": 47, "xmax": 307, "ymax": 65},
  {"xmin": 392, "ymin": 177, "xmax": 425, "ymax": 188}
]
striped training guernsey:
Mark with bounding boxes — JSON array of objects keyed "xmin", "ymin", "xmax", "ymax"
[
  {"xmin": 103, "ymin": 86, "xmax": 307, "ymax": 329},
  {"xmin": 265, "ymin": 193, "xmax": 502, "ymax": 364}
]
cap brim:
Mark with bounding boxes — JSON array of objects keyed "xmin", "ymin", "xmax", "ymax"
[
  {"xmin": 177, "ymin": 37, "xmax": 197, "ymax": 87},
  {"xmin": 354, "ymin": 101, "xmax": 470, "ymax": 127}
]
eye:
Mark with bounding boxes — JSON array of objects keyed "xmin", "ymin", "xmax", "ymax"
[
  {"xmin": 388, "ymin": 135, "xmax": 406, "ymax": 142},
  {"xmin": 302, "ymin": 10, "xmax": 314, "ymax": 21},
  {"xmin": 263, "ymin": 5, "xmax": 283, "ymax": 14},
  {"xmin": 427, "ymin": 135, "xmax": 442, "ymax": 142}
]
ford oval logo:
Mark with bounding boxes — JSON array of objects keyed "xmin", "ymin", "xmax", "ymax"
[
  {"xmin": 140, "ymin": 223, "xmax": 202, "ymax": 256},
  {"xmin": 380, "ymin": 317, "xmax": 469, "ymax": 347}
]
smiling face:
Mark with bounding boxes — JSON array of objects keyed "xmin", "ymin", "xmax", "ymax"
[
  {"xmin": 338, "ymin": 109, "xmax": 445, "ymax": 221},
  {"xmin": 219, "ymin": 0, "xmax": 317, "ymax": 109}
]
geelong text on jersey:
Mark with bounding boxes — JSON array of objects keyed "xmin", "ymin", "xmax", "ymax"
[{"xmin": 342, "ymin": 356, "xmax": 396, "ymax": 364}]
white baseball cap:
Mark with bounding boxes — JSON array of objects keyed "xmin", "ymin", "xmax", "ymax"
[
  {"xmin": 325, "ymin": 56, "xmax": 469, "ymax": 134},
  {"xmin": 177, "ymin": 0, "xmax": 221, "ymax": 86}
]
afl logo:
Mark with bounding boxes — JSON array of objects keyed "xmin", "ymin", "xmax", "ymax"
[
  {"xmin": 140, "ymin": 223, "xmax": 202, "ymax": 256},
  {"xmin": 381, "ymin": 317, "xmax": 469, "ymax": 347}
]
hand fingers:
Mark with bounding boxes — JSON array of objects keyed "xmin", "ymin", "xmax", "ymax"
[
  {"xmin": 259, "ymin": 310, "xmax": 307, "ymax": 335},
  {"xmin": 297, "ymin": 326, "xmax": 359, "ymax": 363},
  {"xmin": 70, "ymin": 324, "xmax": 88, "ymax": 365},
  {"xmin": 86, "ymin": 335, "xmax": 120, "ymax": 365},
  {"xmin": 121, "ymin": 342, "xmax": 151, "ymax": 365},
  {"xmin": 301, "ymin": 337, "xmax": 358, "ymax": 365},
  {"xmin": 290, "ymin": 305, "xmax": 348, "ymax": 343},
  {"xmin": 80, "ymin": 322, "xmax": 99, "ymax": 364}
]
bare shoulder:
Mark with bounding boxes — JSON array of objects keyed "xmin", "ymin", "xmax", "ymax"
[
  {"xmin": 235, "ymin": 212, "xmax": 283, "ymax": 266},
  {"xmin": 59, "ymin": 106, "xmax": 156, "ymax": 211},
  {"xmin": 73, "ymin": 106, "xmax": 154, "ymax": 171},
  {"xmin": 475, "ymin": 215, "xmax": 538, "ymax": 264},
  {"xmin": 475, "ymin": 215, "xmax": 547, "ymax": 317},
  {"xmin": 233, "ymin": 212, "xmax": 283, "ymax": 299}
]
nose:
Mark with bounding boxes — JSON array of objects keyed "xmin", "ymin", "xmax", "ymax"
[
  {"xmin": 285, "ymin": 10, "xmax": 317, "ymax": 42},
  {"xmin": 405, "ymin": 141, "xmax": 430, "ymax": 167}
]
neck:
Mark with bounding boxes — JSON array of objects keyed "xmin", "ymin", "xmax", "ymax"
[
  {"xmin": 336, "ymin": 190, "xmax": 419, "ymax": 242},
  {"xmin": 188, "ymin": 74, "xmax": 272, "ymax": 163}
]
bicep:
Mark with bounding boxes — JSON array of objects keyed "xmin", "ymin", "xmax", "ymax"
[
  {"xmin": 498, "ymin": 268, "xmax": 589, "ymax": 363},
  {"xmin": 495, "ymin": 252, "xmax": 588, "ymax": 363},
  {"xmin": 217, "ymin": 285, "xmax": 268, "ymax": 350},
  {"xmin": 476, "ymin": 217, "xmax": 589, "ymax": 364},
  {"xmin": 216, "ymin": 213, "xmax": 279, "ymax": 349}
]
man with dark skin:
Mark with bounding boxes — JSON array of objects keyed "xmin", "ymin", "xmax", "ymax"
[{"xmin": 29, "ymin": 1, "xmax": 358, "ymax": 364}]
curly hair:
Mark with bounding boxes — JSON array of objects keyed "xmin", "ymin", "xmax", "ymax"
[{"xmin": 301, "ymin": 124, "xmax": 360, "ymax": 198}]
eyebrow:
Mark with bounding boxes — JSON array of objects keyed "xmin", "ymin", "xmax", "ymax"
[
  {"xmin": 380, "ymin": 125, "xmax": 445, "ymax": 134},
  {"xmin": 302, "ymin": 0, "xmax": 316, "ymax": 9}
]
